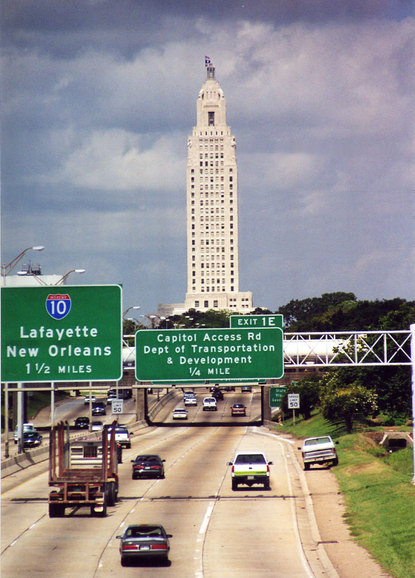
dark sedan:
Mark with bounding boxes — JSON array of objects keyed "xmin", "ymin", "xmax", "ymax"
[
  {"xmin": 23, "ymin": 431, "xmax": 43, "ymax": 448},
  {"xmin": 74, "ymin": 416, "xmax": 90, "ymax": 429},
  {"xmin": 92, "ymin": 402, "xmax": 106, "ymax": 416},
  {"xmin": 117, "ymin": 524, "xmax": 172, "ymax": 566},
  {"xmin": 211, "ymin": 388, "xmax": 224, "ymax": 400},
  {"xmin": 131, "ymin": 454, "xmax": 165, "ymax": 479}
]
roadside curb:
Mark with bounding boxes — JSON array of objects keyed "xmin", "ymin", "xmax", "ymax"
[{"xmin": 255, "ymin": 422, "xmax": 339, "ymax": 578}]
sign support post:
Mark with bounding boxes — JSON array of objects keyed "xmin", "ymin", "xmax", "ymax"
[
  {"xmin": 4, "ymin": 383, "xmax": 9, "ymax": 458},
  {"xmin": 410, "ymin": 324, "xmax": 415, "ymax": 485}
]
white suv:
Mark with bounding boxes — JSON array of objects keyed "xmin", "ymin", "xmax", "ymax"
[{"xmin": 202, "ymin": 397, "xmax": 217, "ymax": 411}]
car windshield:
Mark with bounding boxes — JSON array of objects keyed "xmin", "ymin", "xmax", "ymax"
[
  {"xmin": 116, "ymin": 427, "xmax": 128, "ymax": 433},
  {"xmin": 135, "ymin": 455, "xmax": 159, "ymax": 462},
  {"xmin": 304, "ymin": 437, "xmax": 331, "ymax": 446},
  {"xmin": 235, "ymin": 454, "xmax": 266, "ymax": 465},
  {"xmin": 126, "ymin": 526, "xmax": 163, "ymax": 538}
]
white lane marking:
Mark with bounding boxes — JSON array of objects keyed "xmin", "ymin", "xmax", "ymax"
[{"xmin": 199, "ymin": 500, "xmax": 215, "ymax": 536}]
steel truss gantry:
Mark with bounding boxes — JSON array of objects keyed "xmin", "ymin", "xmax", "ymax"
[{"xmin": 283, "ymin": 330, "xmax": 412, "ymax": 367}]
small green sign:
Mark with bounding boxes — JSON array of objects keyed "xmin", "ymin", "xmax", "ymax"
[
  {"xmin": 269, "ymin": 386, "xmax": 287, "ymax": 407},
  {"xmin": 230, "ymin": 314, "xmax": 283, "ymax": 329},
  {"xmin": 1, "ymin": 285, "xmax": 122, "ymax": 382},
  {"xmin": 136, "ymin": 328, "xmax": 284, "ymax": 382}
]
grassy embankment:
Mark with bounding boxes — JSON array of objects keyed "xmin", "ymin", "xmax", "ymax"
[{"xmin": 274, "ymin": 412, "xmax": 415, "ymax": 578}]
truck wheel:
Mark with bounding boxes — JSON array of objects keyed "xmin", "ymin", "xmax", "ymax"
[
  {"xmin": 92, "ymin": 499, "xmax": 107, "ymax": 517},
  {"xmin": 332, "ymin": 458, "xmax": 339, "ymax": 467},
  {"xmin": 232, "ymin": 480, "xmax": 238, "ymax": 491},
  {"xmin": 304, "ymin": 463, "xmax": 310, "ymax": 471},
  {"xmin": 49, "ymin": 503, "xmax": 64, "ymax": 517},
  {"xmin": 106, "ymin": 483, "xmax": 116, "ymax": 507},
  {"xmin": 121, "ymin": 556, "xmax": 129, "ymax": 567},
  {"xmin": 264, "ymin": 480, "xmax": 270, "ymax": 490}
]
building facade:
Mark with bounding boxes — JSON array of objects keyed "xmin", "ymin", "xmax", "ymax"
[{"xmin": 159, "ymin": 63, "xmax": 253, "ymax": 317}]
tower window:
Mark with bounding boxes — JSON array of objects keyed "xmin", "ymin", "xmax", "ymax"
[{"xmin": 208, "ymin": 112, "xmax": 215, "ymax": 126}]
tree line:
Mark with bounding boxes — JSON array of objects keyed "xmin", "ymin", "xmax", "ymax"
[{"xmin": 162, "ymin": 292, "xmax": 414, "ymax": 431}]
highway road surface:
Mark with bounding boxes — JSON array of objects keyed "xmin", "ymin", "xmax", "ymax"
[{"xmin": 1, "ymin": 393, "xmax": 335, "ymax": 577}]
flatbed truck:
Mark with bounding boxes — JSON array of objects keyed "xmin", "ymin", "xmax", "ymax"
[{"xmin": 48, "ymin": 421, "xmax": 119, "ymax": 517}]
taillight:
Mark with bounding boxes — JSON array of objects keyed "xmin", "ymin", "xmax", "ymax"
[
  {"xmin": 151, "ymin": 465, "xmax": 161, "ymax": 470},
  {"xmin": 231, "ymin": 465, "xmax": 235, "ymax": 473},
  {"xmin": 122, "ymin": 544, "xmax": 138, "ymax": 551},
  {"xmin": 266, "ymin": 465, "xmax": 270, "ymax": 473},
  {"xmin": 151, "ymin": 544, "xmax": 167, "ymax": 550}
]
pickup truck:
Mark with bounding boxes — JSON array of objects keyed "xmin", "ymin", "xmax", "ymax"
[
  {"xmin": 299, "ymin": 436, "xmax": 338, "ymax": 470},
  {"xmin": 228, "ymin": 452, "xmax": 273, "ymax": 490},
  {"xmin": 107, "ymin": 425, "xmax": 132, "ymax": 448}
]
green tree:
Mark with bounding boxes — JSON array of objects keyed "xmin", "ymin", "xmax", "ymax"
[
  {"xmin": 320, "ymin": 372, "xmax": 378, "ymax": 433},
  {"xmin": 277, "ymin": 292, "xmax": 357, "ymax": 330},
  {"xmin": 282, "ymin": 375, "xmax": 321, "ymax": 420}
]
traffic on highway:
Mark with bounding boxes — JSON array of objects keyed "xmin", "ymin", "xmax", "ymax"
[{"xmin": 1, "ymin": 387, "xmax": 334, "ymax": 577}]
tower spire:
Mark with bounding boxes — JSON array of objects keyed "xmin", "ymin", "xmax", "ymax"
[{"xmin": 204, "ymin": 56, "xmax": 215, "ymax": 79}]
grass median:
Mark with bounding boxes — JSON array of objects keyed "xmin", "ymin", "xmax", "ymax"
[{"xmin": 274, "ymin": 412, "xmax": 415, "ymax": 578}]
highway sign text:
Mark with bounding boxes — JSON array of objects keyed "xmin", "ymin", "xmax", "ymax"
[
  {"xmin": 136, "ymin": 328, "xmax": 284, "ymax": 382},
  {"xmin": 1, "ymin": 285, "xmax": 122, "ymax": 382},
  {"xmin": 230, "ymin": 314, "xmax": 283, "ymax": 329}
]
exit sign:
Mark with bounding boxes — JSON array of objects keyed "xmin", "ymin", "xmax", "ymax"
[
  {"xmin": 136, "ymin": 328, "xmax": 284, "ymax": 382},
  {"xmin": 230, "ymin": 314, "xmax": 283, "ymax": 329},
  {"xmin": 1, "ymin": 285, "xmax": 122, "ymax": 382}
]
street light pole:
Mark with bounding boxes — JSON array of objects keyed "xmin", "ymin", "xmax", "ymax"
[
  {"xmin": 123, "ymin": 305, "xmax": 141, "ymax": 318},
  {"xmin": 1, "ymin": 246, "xmax": 44, "ymax": 279},
  {"xmin": 55, "ymin": 269, "xmax": 86, "ymax": 285}
]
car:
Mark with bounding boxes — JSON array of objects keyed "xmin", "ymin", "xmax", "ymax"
[
  {"xmin": 107, "ymin": 392, "xmax": 118, "ymax": 405},
  {"xmin": 74, "ymin": 416, "xmax": 90, "ymax": 429},
  {"xmin": 298, "ymin": 436, "xmax": 339, "ymax": 470},
  {"xmin": 22, "ymin": 431, "xmax": 43, "ymax": 448},
  {"xmin": 172, "ymin": 407, "xmax": 188, "ymax": 420},
  {"xmin": 211, "ymin": 389, "xmax": 224, "ymax": 401},
  {"xmin": 107, "ymin": 425, "xmax": 132, "ymax": 448},
  {"xmin": 241, "ymin": 385, "xmax": 252, "ymax": 393},
  {"xmin": 184, "ymin": 395, "xmax": 197, "ymax": 406},
  {"xmin": 116, "ymin": 524, "xmax": 172, "ymax": 566},
  {"xmin": 228, "ymin": 452, "xmax": 273, "ymax": 490},
  {"xmin": 231, "ymin": 403, "xmax": 246, "ymax": 416},
  {"xmin": 84, "ymin": 395, "xmax": 96, "ymax": 405},
  {"xmin": 203, "ymin": 397, "xmax": 217, "ymax": 411},
  {"xmin": 92, "ymin": 402, "xmax": 106, "ymax": 416},
  {"xmin": 131, "ymin": 455, "xmax": 166, "ymax": 479},
  {"xmin": 14, "ymin": 423, "xmax": 36, "ymax": 443},
  {"xmin": 91, "ymin": 421, "xmax": 104, "ymax": 431}
]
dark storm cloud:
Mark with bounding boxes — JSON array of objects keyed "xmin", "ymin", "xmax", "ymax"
[{"xmin": 1, "ymin": 1, "xmax": 414, "ymax": 314}]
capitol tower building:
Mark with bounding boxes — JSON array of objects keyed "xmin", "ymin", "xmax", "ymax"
[{"xmin": 159, "ymin": 61, "xmax": 253, "ymax": 316}]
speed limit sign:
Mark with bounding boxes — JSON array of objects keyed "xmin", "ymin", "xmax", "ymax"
[
  {"xmin": 288, "ymin": 393, "xmax": 300, "ymax": 409},
  {"xmin": 111, "ymin": 399, "xmax": 123, "ymax": 414}
]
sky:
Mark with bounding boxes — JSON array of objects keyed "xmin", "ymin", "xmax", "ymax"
[{"xmin": 1, "ymin": 0, "xmax": 414, "ymax": 319}]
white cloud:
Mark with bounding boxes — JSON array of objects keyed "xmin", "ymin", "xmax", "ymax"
[{"xmin": 42, "ymin": 129, "xmax": 186, "ymax": 192}]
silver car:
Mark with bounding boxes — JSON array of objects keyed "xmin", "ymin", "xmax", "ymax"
[{"xmin": 117, "ymin": 524, "xmax": 172, "ymax": 566}]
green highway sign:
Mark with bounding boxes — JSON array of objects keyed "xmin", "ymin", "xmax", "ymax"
[
  {"xmin": 1, "ymin": 285, "xmax": 122, "ymax": 382},
  {"xmin": 135, "ymin": 328, "xmax": 284, "ymax": 382},
  {"xmin": 269, "ymin": 386, "xmax": 287, "ymax": 407},
  {"xmin": 230, "ymin": 314, "xmax": 283, "ymax": 329}
]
